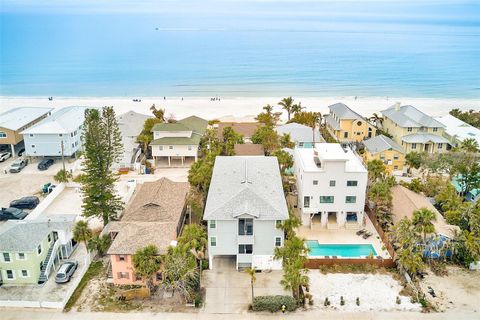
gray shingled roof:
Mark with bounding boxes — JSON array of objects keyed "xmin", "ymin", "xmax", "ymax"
[
  {"xmin": 401, "ymin": 133, "xmax": 449, "ymax": 144},
  {"xmin": 203, "ymin": 156, "xmax": 288, "ymax": 220},
  {"xmin": 363, "ymin": 135, "xmax": 404, "ymax": 154},
  {"xmin": 0, "ymin": 215, "xmax": 75, "ymax": 252},
  {"xmin": 381, "ymin": 105, "xmax": 445, "ymax": 128},
  {"xmin": 275, "ymin": 123, "xmax": 324, "ymax": 143},
  {"xmin": 328, "ymin": 103, "xmax": 365, "ymax": 120}
]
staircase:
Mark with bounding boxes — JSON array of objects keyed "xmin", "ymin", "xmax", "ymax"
[{"xmin": 38, "ymin": 240, "xmax": 59, "ymax": 284}]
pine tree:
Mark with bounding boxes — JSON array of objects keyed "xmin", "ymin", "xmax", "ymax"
[{"xmin": 81, "ymin": 107, "xmax": 124, "ymax": 226}]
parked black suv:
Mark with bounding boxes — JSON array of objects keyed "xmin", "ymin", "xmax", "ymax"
[
  {"xmin": 0, "ymin": 207, "xmax": 27, "ymax": 220},
  {"xmin": 9, "ymin": 196, "xmax": 40, "ymax": 210},
  {"xmin": 38, "ymin": 158, "xmax": 55, "ymax": 171}
]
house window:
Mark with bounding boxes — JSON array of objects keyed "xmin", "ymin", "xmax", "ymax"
[
  {"xmin": 303, "ymin": 196, "xmax": 310, "ymax": 208},
  {"xmin": 48, "ymin": 234, "xmax": 51, "ymax": 242},
  {"xmin": 356, "ymin": 132, "xmax": 361, "ymax": 136},
  {"xmin": 238, "ymin": 244, "xmax": 253, "ymax": 254},
  {"xmin": 344, "ymin": 132, "xmax": 348, "ymax": 138},
  {"xmin": 6, "ymin": 270, "xmax": 14, "ymax": 279},
  {"xmin": 346, "ymin": 196, "xmax": 357, "ymax": 203},
  {"xmin": 210, "ymin": 236, "xmax": 217, "ymax": 247},
  {"xmin": 411, "ymin": 143, "xmax": 417, "ymax": 149},
  {"xmin": 209, "ymin": 220, "xmax": 216, "ymax": 229},
  {"xmin": 59, "ymin": 134, "xmax": 63, "ymax": 137},
  {"xmin": 438, "ymin": 143, "xmax": 443, "ymax": 149},
  {"xmin": 329, "ymin": 180, "xmax": 336, "ymax": 187},
  {"xmin": 17, "ymin": 253, "xmax": 25, "ymax": 260},
  {"xmin": 29, "ymin": 134, "xmax": 33, "ymax": 137},
  {"xmin": 407, "ymin": 127, "xmax": 412, "ymax": 132},
  {"xmin": 31, "ymin": 145, "xmax": 35, "ymax": 148},
  {"xmin": 118, "ymin": 272, "xmax": 129, "ymax": 279},
  {"xmin": 320, "ymin": 196, "xmax": 334, "ymax": 203},
  {"xmin": 394, "ymin": 165, "xmax": 399, "ymax": 170},
  {"xmin": 21, "ymin": 270, "xmax": 29, "ymax": 277},
  {"xmin": 188, "ymin": 145, "xmax": 192, "ymax": 151},
  {"xmin": 276, "ymin": 220, "xmax": 282, "ymax": 228},
  {"xmin": 394, "ymin": 155, "xmax": 399, "ymax": 160},
  {"xmin": 313, "ymin": 180, "xmax": 318, "ymax": 185},
  {"xmin": 159, "ymin": 146, "xmax": 163, "ymax": 151},
  {"xmin": 3, "ymin": 252, "xmax": 11, "ymax": 262},
  {"xmin": 275, "ymin": 237, "xmax": 282, "ymax": 247},
  {"xmin": 238, "ymin": 218, "xmax": 253, "ymax": 235},
  {"xmin": 357, "ymin": 121, "xmax": 362, "ymax": 126},
  {"xmin": 299, "ymin": 142, "xmax": 304, "ymax": 147},
  {"xmin": 0, "ymin": 132, "xmax": 6, "ymax": 138},
  {"xmin": 169, "ymin": 146, "xmax": 173, "ymax": 150},
  {"xmin": 433, "ymin": 127, "xmax": 438, "ymax": 132},
  {"xmin": 72, "ymin": 143, "xmax": 75, "ymax": 148},
  {"xmin": 118, "ymin": 255, "xmax": 126, "ymax": 261},
  {"xmin": 37, "ymin": 244, "xmax": 42, "ymax": 255},
  {"xmin": 347, "ymin": 180, "xmax": 358, "ymax": 187},
  {"xmin": 71, "ymin": 133, "xmax": 74, "ymax": 137}
]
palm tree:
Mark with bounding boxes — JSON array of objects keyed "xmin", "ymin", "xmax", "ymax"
[
  {"xmin": 461, "ymin": 138, "xmax": 480, "ymax": 153},
  {"xmin": 280, "ymin": 259, "xmax": 309, "ymax": 301},
  {"xmin": 178, "ymin": 224, "xmax": 207, "ymax": 253},
  {"xmin": 162, "ymin": 246, "xmax": 199, "ymax": 301},
  {"xmin": 291, "ymin": 101, "xmax": 304, "ymax": 115},
  {"xmin": 87, "ymin": 234, "xmax": 112, "ymax": 256},
  {"xmin": 304, "ymin": 112, "xmax": 321, "ymax": 144},
  {"xmin": 73, "ymin": 220, "xmax": 92, "ymax": 249},
  {"xmin": 279, "ymin": 97, "xmax": 295, "ymax": 121},
  {"xmin": 137, "ymin": 133, "xmax": 152, "ymax": 157},
  {"xmin": 367, "ymin": 159, "xmax": 387, "ymax": 183},
  {"xmin": 245, "ymin": 267, "xmax": 257, "ymax": 303},
  {"xmin": 396, "ymin": 245, "xmax": 425, "ymax": 277},
  {"xmin": 412, "ymin": 208, "xmax": 436, "ymax": 242},
  {"xmin": 280, "ymin": 207, "xmax": 301, "ymax": 240},
  {"xmin": 132, "ymin": 245, "xmax": 162, "ymax": 294},
  {"xmin": 150, "ymin": 104, "xmax": 166, "ymax": 121},
  {"xmin": 369, "ymin": 113, "xmax": 383, "ymax": 127},
  {"xmin": 272, "ymin": 149, "xmax": 294, "ymax": 175}
]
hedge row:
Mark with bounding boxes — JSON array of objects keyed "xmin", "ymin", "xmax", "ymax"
[{"xmin": 252, "ymin": 295, "xmax": 297, "ymax": 312}]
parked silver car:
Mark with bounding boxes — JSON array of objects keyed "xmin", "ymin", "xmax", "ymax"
[
  {"xmin": 9, "ymin": 158, "xmax": 28, "ymax": 173},
  {"xmin": 0, "ymin": 151, "xmax": 11, "ymax": 162},
  {"xmin": 55, "ymin": 261, "xmax": 78, "ymax": 284}
]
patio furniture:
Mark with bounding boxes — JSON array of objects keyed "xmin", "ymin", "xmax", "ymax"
[
  {"xmin": 356, "ymin": 229, "xmax": 367, "ymax": 236},
  {"xmin": 362, "ymin": 232, "xmax": 372, "ymax": 239},
  {"xmin": 332, "ymin": 256, "xmax": 338, "ymax": 259},
  {"xmin": 324, "ymin": 256, "xmax": 330, "ymax": 259}
]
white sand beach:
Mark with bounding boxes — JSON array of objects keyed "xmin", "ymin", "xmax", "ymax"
[{"xmin": 1, "ymin": 96, "xmax": 479, "ymax": 121}]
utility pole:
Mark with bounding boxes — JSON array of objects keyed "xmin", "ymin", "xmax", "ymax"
[{"xmin": 61, "ymin": 140, "xmax": 65, "ymax": 172}]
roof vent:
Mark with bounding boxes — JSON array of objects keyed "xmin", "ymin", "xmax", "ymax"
[
  {"xmin": 394, "ymin": 102, "xmax": 401, "ymax": 111},
  {"xmin": 241, "ymin": 159, "xmax": 252, "ymax": 184}
]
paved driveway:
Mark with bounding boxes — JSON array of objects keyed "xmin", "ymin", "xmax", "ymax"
[{"xmin": 202, "ymin": 257, "xmax": 289, "ymax": 314}]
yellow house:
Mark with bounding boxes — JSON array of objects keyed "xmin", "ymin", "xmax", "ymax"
[
  {"xmin": 362, "ymin": 135, "xmax": 405, "ymax": 174},
  {"xmin": 380, "ymin": 103, "xmax": 449, "ymax": 154},
  {"xmin": 324, "ymin": 103, "xmax": 377, "ymax": 142}
]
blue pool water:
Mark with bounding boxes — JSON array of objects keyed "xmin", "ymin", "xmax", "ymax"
[{"xmin": 306, "ymin": 241, "xmax": 377, "ymax": 258}]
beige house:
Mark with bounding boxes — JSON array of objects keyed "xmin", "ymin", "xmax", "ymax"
[
  {"xmin": 324, "ymin": 103, "xmax": 376, "ymax": 142},
  {"xmin": 380, "ymin": 103, "xmax": 449, "ymax": 154},
  {"xmin": 0, "ymin": 107, "xmax": 52, "ymax": 155}
]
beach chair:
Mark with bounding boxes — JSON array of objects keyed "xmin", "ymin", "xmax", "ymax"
[
  {"xmin": 356, "ymin": 229, "xmax": 366, "ymax": 236},
  {"xmin": 362, "ymin": 232, "xmax": 372, "ymax": 239}
]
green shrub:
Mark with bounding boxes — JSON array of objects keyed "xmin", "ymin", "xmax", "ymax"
[{"xmin": 252, "ymin": 295, "xmax": 297, "ymax": 312}]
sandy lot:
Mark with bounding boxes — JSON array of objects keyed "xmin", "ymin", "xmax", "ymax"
[
  {"xmin": 308, "ymin": 272, "xmax": 421, "ymax": 312},
  {"xmin": 421, "ymin": 266, "xmax": 480, "ymax": 312}
]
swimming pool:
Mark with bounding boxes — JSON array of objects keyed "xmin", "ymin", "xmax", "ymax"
[{"xmin": 306, "ymin": 241, "xmax": 377, "ymax": 258}]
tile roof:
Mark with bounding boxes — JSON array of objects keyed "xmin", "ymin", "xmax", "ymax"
[
  {"xmin": 203, "ymin": 156, "xmax": 289, "ymax": 220},
  {"xmin": 401, "ymin": 133, "xmax": 449, "ymax": 144},
  {"xmin": 22, "ymin": 106, "xmax": 89, "ymax": 134},
  {"xmin": 275, "ymin": 123, "xmax": 324, "ymax": 143},
  {"xmin": 0, "ymin": 107, "xmax": 53, "ymax": 131},
  {"xmin": 0, "ymin": 215, "xmax": 75, "ymax": 252},
  {"xmin": 107, "ymin": 178, "xmax": 189, "ymax": 255},
  {"xmin": 363, "ymin": 135, "xmax": 404, "ymax": 154},
  {"xmin": 381, "ymin": 105, "xmax": 445, "ymax": 128},
  {"xmin": 234, "ymin": 143, "xmax": 265, "ymax": 155}
]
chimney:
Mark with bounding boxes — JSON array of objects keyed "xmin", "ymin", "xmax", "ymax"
[{"xmin": 394, "ymin": 102, "xmax": 401, "ymax": 111}]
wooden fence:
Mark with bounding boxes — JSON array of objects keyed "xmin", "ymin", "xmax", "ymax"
[{"xmin": 364, "ymin": 205, "xmax": 396, "ymax": 259}]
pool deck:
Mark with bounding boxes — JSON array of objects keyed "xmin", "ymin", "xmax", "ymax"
[{"xmin": 296, "ymin": 217, "xmax": 391, "ymax": 259}]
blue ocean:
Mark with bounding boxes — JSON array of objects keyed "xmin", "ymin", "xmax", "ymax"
[{"xmin": 1, "ymin": 1, "xmax": 479, "ymax": 98}]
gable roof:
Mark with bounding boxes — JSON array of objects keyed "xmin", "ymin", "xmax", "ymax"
[
  {"xmin": 107, "ymin": 178, "xmax": 189, "ymax": 255},
  {"xmin": 151, "ymin": 116, "xmax": 208, "ymax": 134},
  {"xmin": 381, "ymin": 105, "xmax": 445, "ymax": 128},
  {"xmin": 117, "ymin": 111, "xmax": 151, "ymax": 137},
  {"xmin": 363, "ymin": 135, "xmax": 404, "ymax": 154},
  {"xmin": 0, "ymin": 215, "xmax": 75, "ymax": 252},
  {"xmin": 328, "ymin": 103, "xmax": 365, "ymax": 120},
  {"xmin": 0, "ymin": 107, "xmax": 53, "ymax": 131},
  {"xmin": 203, "ymin": 156, "xmax": 288, "ymax": 220},
  {"xmin": 401, "ymin": 133, "xmax": 449, "ymax": 144},
  {"xmin": 275, "ymin": 123, "xmax": 324, "ymax": 144},
  {"xmin": 22, "ymin": 106, "xmax": 88, "ymax": 134}
]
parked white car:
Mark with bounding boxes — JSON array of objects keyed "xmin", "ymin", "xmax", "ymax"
[{"xmin": 0, "ymin": 152, "xmax": 12, "ymax": 162}]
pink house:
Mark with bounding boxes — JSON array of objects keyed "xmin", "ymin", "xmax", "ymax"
[{"xmin": 106, "ymin": 178, "xmax": 189, "ymax": 285}]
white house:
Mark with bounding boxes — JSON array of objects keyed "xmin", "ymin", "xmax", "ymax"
[
  {"xmin": 150, "ymin": 116, "xmax": 208, "ymax": 167},
  {"xmin": 203, "ymin": 156, "xmax": 289, "ymax": 271},
  {"xmin": 22, "ymin": 106, "xmax": 88, "ymax": 157},
  {"xmin": 116, "ymin": 110, "xmax": 151, "ymax": 168},
  {"xmin": 293, "ymin": 143, "xmax": 368, "ymax": 229},
  {"xmin": 434, "ymin": 114, "xmax": 480, "ymax": 148},
  {"xmin": 275, "ymin": 122, "xmax": 324, "ymax": 148}
]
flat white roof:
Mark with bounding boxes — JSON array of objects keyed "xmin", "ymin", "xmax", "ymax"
[
  {"xmin": 0, "ymin": 107, "xmax": 53, "ymax": 131},
  {"xmin": 435, "ymin": 114, "xmax": 480, "ymax": 145},
  {"xmin": 296, "ymin": 143, "xmax": 367, "ymax": 173}
]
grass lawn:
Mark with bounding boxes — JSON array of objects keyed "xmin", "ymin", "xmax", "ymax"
[{"xmin": 64, "ymin": 261, "xmax": 104, "ymax": 312}]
